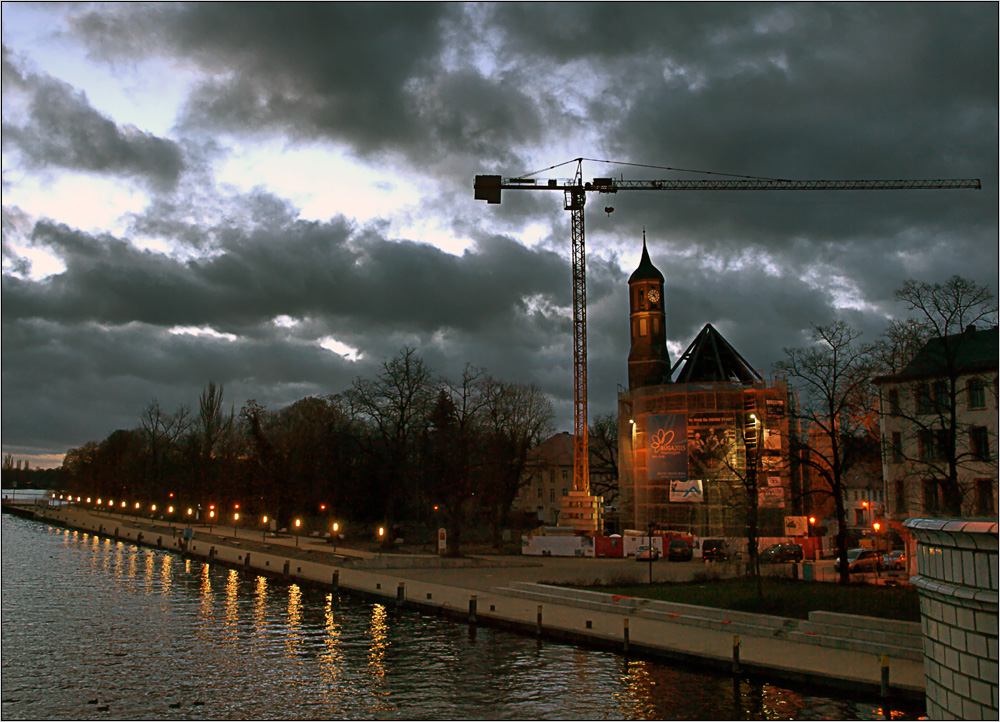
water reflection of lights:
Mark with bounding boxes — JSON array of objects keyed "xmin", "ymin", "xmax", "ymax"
[
  {"xmin": 367, "ymin": 603, "xmax": 389, "ymax": 682},
  {"xmin": 224, "ymin": 569, "xmax": 240, "ymax": 631},
  {"xmin": 253, "ymin": 575, "xmax": 269, "ymax": 629},
  {"xmin": 144, "ymin": 550, "xmax": 156, "ymax": 586},
  {"xmin": 319, "ymin": 593, "xmax": 344, "ymax": 686},
  {"xmin": 284, "ymin": 584, "xmax": 303, "ymax": 657},
  {"xmin": 160, "ymin": 555, "xmax": 173, "ymax": 593},
  {"xmin": 199, "ymin": 563, "xmax": 213, "ymax": 617}
]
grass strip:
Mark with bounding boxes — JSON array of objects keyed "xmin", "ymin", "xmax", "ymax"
[{"xmin": 574, "ymin": 578, "xmax": 920, "ymax": 621}]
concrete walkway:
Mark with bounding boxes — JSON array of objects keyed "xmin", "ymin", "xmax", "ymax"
[{"xmin": 14, "ymin": 503, "xmax": 927, "ymax": 704}]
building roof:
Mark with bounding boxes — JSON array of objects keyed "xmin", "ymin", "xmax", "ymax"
[
  {"xmin": 875, "ymin": 326, "xmax": 998, "ymax": 384},
  {"xmin": 627, "ymin": 232, "xmax": 664, "ymax": 284},
  {"xmin": 671, "ymin": 323, "xmax": 763, "ymax": 384}
]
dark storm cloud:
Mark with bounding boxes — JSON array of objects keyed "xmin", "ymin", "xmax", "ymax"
[
  {"xmin": 1, "ymin": 46, "xmax": 184, "ymax": 190},
  {"xmin": 68, "ymin": 3, "xmax": 543, "ymax": 167},
  {"xmin": 4, "ymin": 189, "xmax": 567, "ymax": 335}
]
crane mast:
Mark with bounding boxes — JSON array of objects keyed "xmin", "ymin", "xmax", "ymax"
[{"xmin": 474, "ymin": 159, "xmax": 980, "ymax": 532}]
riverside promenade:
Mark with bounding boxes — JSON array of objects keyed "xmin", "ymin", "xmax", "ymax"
[{"xmin": 13, "ymin": 502, "xmax": 926, "ymax": 704}]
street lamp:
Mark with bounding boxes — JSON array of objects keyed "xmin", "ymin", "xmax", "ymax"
[
  {"xmin": 233, "ymin": 512, "xmax": 240, "ymax": 536},
  {"xmin": 295, "ymin": 518, "xmax": 301, "ymax": 547},
  {"xmin": 646, "ymin": 521, "xmax": 656, "ymax": 584},
  {"xmin": 332, "ymin": 522, "xmax": 340, "ymax": 552},
  {"xmin": 262, "ymin": 515, "xmax": 269, "ymax": 541}
]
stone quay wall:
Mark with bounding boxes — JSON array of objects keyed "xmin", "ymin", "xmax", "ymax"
[{"xmin": 905, "ymin": 518, "xmax": 999, "ymax": 720}]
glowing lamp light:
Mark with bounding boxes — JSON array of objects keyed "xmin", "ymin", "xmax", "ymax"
[
  {"xmin": 295, "ymin": 519, "xmax": 301, "ymax": 528},
  {"xmin": 319, "ymin": 504, "xmax": 326, "ymax": 511},
  {"xmin": 121, "ymin": 501, "xmax": 126, "ymax": 508},
  {"xmin": 168, "ymin": 506, "xmax": 174, "ymax": 514},
  {"xmin": 151, "ymin": 504, "xmax": 157, "ymax": 512},
  {"xmin": 333, "ymin": 522, "xmax": 339, "ymax": 533},
  {"xmin": 187, "ymin": 508, "xmax": 193, "ymax": 516},
  {"xmin": 87, "ymin": 498, "xmax": 92, "ymax": 504},
  {"xmin": 873, "ymin": 521, "xmax": 881, "ymax": 532},
  {"xmin": 378, "ymin": 526, "xmax": 385, "ymax": 538},
  {"xmin": 234, "ymin": 512, "xmax": 240, "ymax": 522},
  {"xmin": 809, "ymin": 516, "xmax": 816, "ymax": 524},
  {"xmin": 262, "ymin": 515, "xmax": 268, "ymax": 524},
  {"xmin": 135, "ymin": 502, "xmax": 141, "ymax": 509},
  {"xmin": 209, "ymin": 510, "xmax": 215, "ymax": 519}
]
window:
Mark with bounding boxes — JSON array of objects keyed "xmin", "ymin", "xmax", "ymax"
[
  {"xmin": 854, "ymin": 508, "xmax": 866, "ymax": 526},
  {"xmin": 894, "ymin": 480, "xmax": 906, "ymax": 514},
  {"xmin": 933, "ymin": 380, "xmax": 951, "ymax": 413},
  {"xmin": 968, "ymin": 378, "xmax": 986, "ymax": 409},
  {"xmin": 888, "ymin": 389, "xmax": 900, "ymax": 416},
  {"xmin": 970, "ymin": 426, "xmax": 990, "ymax": 461},
  {"xmin": 561, "ymin": 469, "xmax": 568, "ymax": 480},
  {"xmin": 919, "ymin": 430, "xmax": 938, "ymax": 461},
  {"xmin": 549, "ymin": 489, "xmax": 555, "ymax": 502},
  {"xmin": 891, "ymin": 432, "xmax": 903, "ymax": 462},
  {"xmin": 537, "ymin": 488, "xmax": 543, "ymax": 499},
  {"xmin": 975, "ymin": 479, "xmax": 995, "ymax": 515},
  {"xmin": 637, "ymin": 289, "xmax": 645, "ymax": 307},
  {"xmin": 923, "ymin": 479, "xmax": 939, "ymax": 513},
  {"xmin": 915, "ymin": 384, "xmax": 933, "ymax": 414},
  {"xmin": 639, "ymin": 318, "xmax": 647, "ymax": 336}
]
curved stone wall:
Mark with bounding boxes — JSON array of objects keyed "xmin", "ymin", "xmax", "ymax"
[{"xmin": 905, "ymin": 518, "xmax": 999, "ymax": 720}]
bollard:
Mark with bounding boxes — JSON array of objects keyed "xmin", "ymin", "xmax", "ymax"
[
  {"xmin": 536, "ymin": 605, "xmax": 543, "ymax": 636},
  {"xmin": 880, "ymin": 655, "xmax": 890, "ymax": 698},
  {"xmin": 732, "ymin": 635, "xmax": 741, "ymax": 674},
  {"xmin": 469, "ymin": 594, "xmax": 478, "ymax": 624},
  {"xmin": 623, "ymin": 618, "xmax": 630, "ymax": 654},
  {"xmin": 332, "ymin": 570, "xmax": 339, "ymax": 592}
]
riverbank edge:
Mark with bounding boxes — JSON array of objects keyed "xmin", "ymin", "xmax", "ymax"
[{"xmin": 7, "ymin": 503, "xmax": 926, "ymax": 708}]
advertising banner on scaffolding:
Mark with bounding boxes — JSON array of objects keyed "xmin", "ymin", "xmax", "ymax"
[
  {"xmin": 669, "ymin": 479, "xmax": 704, "ymax": 502},
  {"xmin": 647, "ymin": 413, "xmax": 688, "ymax": 480}
]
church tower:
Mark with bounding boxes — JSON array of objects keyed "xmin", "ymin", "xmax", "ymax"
[{"xmin": 627, "ymin": 231, "xmax": 671, "ymax": 389}]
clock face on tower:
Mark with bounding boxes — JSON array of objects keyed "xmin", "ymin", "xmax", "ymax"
[{"xmin": 647, "ymin": 288, "xmax": 660, "ymax": 304}]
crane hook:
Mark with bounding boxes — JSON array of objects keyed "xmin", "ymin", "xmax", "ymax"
[{"xmin": 604, "ymin": 206, "xmax": 615, "ymax": 216}]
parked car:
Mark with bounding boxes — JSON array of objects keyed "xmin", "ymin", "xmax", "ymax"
[
  {"xmin": 834, "ymin": 548, "xmax": 880, "ymax": 574},
  {"xmin": 635, "ymin": 545, "xmax": 660, "ymax": 562},
  {"xmin": 881, "ymin": 550, "xmax": 906, "ymax": 571},
  {"xmin": 759, "ymin": 543, "xmax": 804, "ymax": 564},
  {"xmin": 701, "ymin": 539, "xmax": 732, "ymax": 561},
  {"xmin": 667, "ymin": 539, "xmax": 693, "ymax": 561}
]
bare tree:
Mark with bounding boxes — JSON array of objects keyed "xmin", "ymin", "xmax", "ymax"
[
  {"xmin": 589, "ymin": 412, "xmax": 619, "ymax": 504},
  {"xmin": 140, "ymin": 399, "xmax": 189, "ymax": 497},
  {"xmin": 345, "ymin": 347, "xmax": 436, "ymax": 528},
  {"xmin": 479, "ymin": 378, "xmax": 554, "ymax": 547},
  {"xmin": 776, "ymin": 322, "xmax": 877, "ymax": 584}
]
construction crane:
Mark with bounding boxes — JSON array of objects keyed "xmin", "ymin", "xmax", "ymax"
[{"xmin": 474, "ymin": 157, "xmax": 981, "ymax": 508}]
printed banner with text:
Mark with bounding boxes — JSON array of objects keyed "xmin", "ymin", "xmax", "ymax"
[{"xmin": 647, "ymin": 413, "xmax": 688, "ymax": 480}]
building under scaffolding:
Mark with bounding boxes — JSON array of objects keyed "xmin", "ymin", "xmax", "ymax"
[{"xmin": 617, "ymin": 237, "xmax": 798, "ymax": 537}]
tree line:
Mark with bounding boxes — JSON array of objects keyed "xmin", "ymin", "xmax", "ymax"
[{"xmin": 60, "ymin": 347, "xmax": 556, "ymax": 555}]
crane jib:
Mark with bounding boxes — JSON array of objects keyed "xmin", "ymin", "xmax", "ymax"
[{"xmin": 474, "ymin": 174, "xmax": 981, "ymax": 203}]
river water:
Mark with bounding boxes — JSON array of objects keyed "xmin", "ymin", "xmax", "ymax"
[{"xmin": 1, "ymin": 511, "xmax": 919, "ymax": 720}]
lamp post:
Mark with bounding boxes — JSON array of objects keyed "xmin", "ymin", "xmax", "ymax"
[
  {"xmin": 647, "ymin": 521, "xmax": 654, "ymax": 585},
  {"xmin": 233, "ymin": 512, "xmax": 240, "ymax": 537},
  {"xmin": 332, "ymin": 522, "xmax": 339, "ymax": 552},
  {"xmin": 378, "ymin": 526, "xmax": 385, "ymax": 558},
  {"xmin": 295, "ymin": 518, "xmax": 301, "ymax": 547},
  {"xmin": 262, "ymin": 515, "xmax": 269, "ymax": 542}
]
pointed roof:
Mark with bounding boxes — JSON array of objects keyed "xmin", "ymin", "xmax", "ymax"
[
  {"xmin": 671, "ymin": 323, "xmax": 763, "ymax": 384},
  {"xmin": 628, "ymin": 230, "xmax": 663, "ymax": 284}
]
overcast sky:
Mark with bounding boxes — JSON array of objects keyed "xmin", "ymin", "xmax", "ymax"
[{"xmin": 2, "ymin": 3, "xmax": 997, "ymax": 468}]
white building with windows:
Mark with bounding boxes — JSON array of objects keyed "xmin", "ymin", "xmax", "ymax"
[{"xmin": 875, "ymin": 325, "xmax": 998, "ymax": 521}]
